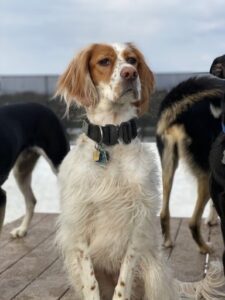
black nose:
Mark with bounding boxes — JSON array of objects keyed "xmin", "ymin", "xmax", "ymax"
[{"xmin": 120, "ymin": 66, "xmax": 138, "ymax": 80}]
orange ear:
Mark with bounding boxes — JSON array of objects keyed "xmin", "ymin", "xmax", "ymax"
[
  {"xmin": 56, "ymin": 45, "xmax": 98, "ymax": 108},
  {"xmin": 128, "ymin": 43, "xmax": 155, "ymax": 115},
  {"xmin": 138, "ymin": 57, "xmax": 155, "ymax": 115}
]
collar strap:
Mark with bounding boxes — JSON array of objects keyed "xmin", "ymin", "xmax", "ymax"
[{"xmin": 82, "ymin": 118, "xmax": 138, "ymax": 146}]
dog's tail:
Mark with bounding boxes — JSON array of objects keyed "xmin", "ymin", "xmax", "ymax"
[
  {"xmin": 142, "ymin": 255, "xmax": 179, "ymax": 300},
  {"xmin": 142, "ymin": 256, "xmax": 225, "ymax": 299},
  {"xmin": 33, "ymin": 105, "xmax": 70, "ymax": 173},
  {"xmin": 176, "ymin": 260, "xmax": 225, "ymax": 299},
  {"xmin": 156, "ymin": 75, "xmax": 225, "ymax": 136}
]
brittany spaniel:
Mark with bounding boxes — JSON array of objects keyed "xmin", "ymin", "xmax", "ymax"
[{"xmin": 56, "ymin": 43, "xmax": 178, "ymax": 300}]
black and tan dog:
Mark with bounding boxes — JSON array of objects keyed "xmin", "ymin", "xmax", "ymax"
[
  {"xmin": 0, "ymin": 103, "xmax": 69, "ymax": 238},
  {"xmin": 156, "ymin": 57, "xmax": 225, "ymax": 254}
]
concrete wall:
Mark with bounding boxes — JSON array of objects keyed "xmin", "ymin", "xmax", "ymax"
[{"xmin": 0, "ymin": 73, "xmax": 205, "ymax": 95}]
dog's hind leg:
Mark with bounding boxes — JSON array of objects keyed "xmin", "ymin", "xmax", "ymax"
[
  {"xmin": 10, "ymin": 149, "xmax": 40, "ymax": 238},
  {"xmin": 0, "ymin": 188, "xmax": 6, "ymax": 234},
  {"xmin": 189, "ymin": 175, "xmax": 212, "ymax": 254},
  {"xmin": 158, "ymin": 135, "xmax": 178, "ymax": 248}
]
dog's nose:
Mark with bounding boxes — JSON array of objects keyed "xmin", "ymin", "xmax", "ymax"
[{"xmin": 120, "ymin": 67, "xmax": 138, "ymax": 80}]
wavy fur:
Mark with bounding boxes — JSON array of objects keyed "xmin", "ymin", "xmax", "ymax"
[{"xmin": 56, "ymin": 43, "xmax": 176, "ymax": 300}]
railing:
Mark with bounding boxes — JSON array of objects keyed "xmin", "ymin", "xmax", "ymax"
[{"xmin": 0, "ymin": 73, "xmax": 205, "ymax": 95}]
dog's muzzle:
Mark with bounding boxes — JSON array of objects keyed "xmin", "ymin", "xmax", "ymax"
[{"xmin": 211, "ymin": 64, "xmax": 225, "ymax": 78}]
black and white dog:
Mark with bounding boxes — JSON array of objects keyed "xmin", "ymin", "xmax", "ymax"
[
  {"xmin": 209, "ymin": 54, "xmax": 225, "ymax": 273},
  {"xmin": 209, "ymin": 96, "xmax": 225, "ymax": 273},
  {"xmin": 0, "ymin": 102, "xmax": 69, "ymax": 238}
]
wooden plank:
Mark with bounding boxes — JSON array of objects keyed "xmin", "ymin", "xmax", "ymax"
[
  {"xmin": 1, "ymin": 215, "xmax": 222, "ymax": 299},
  {"xmin": 59, "ymin": 289, "xmax": 76, "ymax": 300},
  {"xmin": 14, "ymin": 218, "xmax": 181, "ymax": 300},
  {"xmin": 13, "ymin": 258, "xmax": 69, "ymax": 300},
  {"xmin": 0, "ymin": 234, "xmax": 58, "ymax": 300},
  {"xmin": 0, "ymin": 214, "xmax": 57, "ymax": 275},
  {"xmin": 168, "ymin": 219, "xmax": 209, "ymax": 281},
  {"xmin": 1, "ymin": 213, "xmax": 48, "ymax": 249}
]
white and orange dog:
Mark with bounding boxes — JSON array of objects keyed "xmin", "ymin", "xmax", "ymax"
[{"xmin": 56, "ymin": 43, "xmax": 178, "ymax": 300}]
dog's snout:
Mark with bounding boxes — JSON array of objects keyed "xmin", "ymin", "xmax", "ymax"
[
  {"xmin": 212, "ymin": 64, "xmax": 223, "ymax": 77},
  {"xmin": 216, "ymin": 63, "xmax": 222, "ymax": 68},
  {"xmin": 120, "ymin": 67, "xmax": 137, "ymax": 80}
]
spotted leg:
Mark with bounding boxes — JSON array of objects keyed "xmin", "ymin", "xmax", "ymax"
[
  {"xmin": 112, "ymin": 246, "xmax": 138, "ymax": 300},
  {"xmin": 64, "ymin": 243, "xmax": 100, "ymax": 300}
]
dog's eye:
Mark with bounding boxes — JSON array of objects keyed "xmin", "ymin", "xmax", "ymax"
[
  {"xmin": 98, "ymin": 58, "xmax": 110, "ymax": 66},
  {"xmin": 126, "ymin": 57, "xmax": 137, "ymax": 65}
]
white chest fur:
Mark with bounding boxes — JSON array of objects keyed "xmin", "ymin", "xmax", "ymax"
[
  {"xmin": 59, "ymin": 136, "xmax": 160, "ymax": 209},
  {"xmin": 58, "ymin": 136, "xmax": 161, "ymax": 271}
]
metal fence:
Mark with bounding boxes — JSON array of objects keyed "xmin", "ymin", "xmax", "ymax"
[{"xmin": 0, "ymin": 73, "xmax": 205, "ymax": 95}]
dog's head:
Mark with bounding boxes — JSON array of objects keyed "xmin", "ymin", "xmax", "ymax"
[
  {"xmin": 210, "ymin": 55, "xmax": 225, "ymax": 78},
  {"xmin": 56, "ymin": 43, "xmax": 154, "ymax": 116}
]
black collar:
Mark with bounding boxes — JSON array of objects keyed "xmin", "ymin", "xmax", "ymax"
[{"xmin": 82, "ymin": 118, "xmax": 138, "ymax": 146}]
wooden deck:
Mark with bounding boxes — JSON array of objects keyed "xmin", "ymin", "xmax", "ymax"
[{"xmin": 0, "ymin": 213, "xmax": 223, "ymax": 300}]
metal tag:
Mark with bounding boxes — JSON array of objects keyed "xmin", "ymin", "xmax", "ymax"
[
  {"xmin": 99, "ymin": 149, "xmax": 109, "ymax": 164},
  {"xmin": 93, "ymin": 144, "xmax": 109, "ymax": 165},
  {"xmin": 93, "ymin": 149, "xmax": 100, "ymax": 161}
]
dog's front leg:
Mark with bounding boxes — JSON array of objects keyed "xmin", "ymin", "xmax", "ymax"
[
  {"xmin": 65, "ymin": 244, "xmax": 100, "ymax": 300},
  {"xmin": 112, "ymin": 247, "xmax": 138, "ymax": 300}
]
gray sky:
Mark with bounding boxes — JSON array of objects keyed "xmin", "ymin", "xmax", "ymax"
[{"xmin": 0, "ymin": 0, "xmax": 225, "ymax": 74}]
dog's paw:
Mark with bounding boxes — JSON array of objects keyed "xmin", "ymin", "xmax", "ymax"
[
  {"xmin": 199, "ymin": 242, "xmax": 214, "ymax": 254},
  {"xmin": 10, "ymin": 227, "xmax": 27, "ymax": 238}
]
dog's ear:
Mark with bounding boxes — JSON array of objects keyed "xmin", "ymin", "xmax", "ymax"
[
  {"xmin": 128, "ymin": 44, "xmax": 155, "ymax": 115},
  {"xmin": 56, "ymin": 45, "xmax": 98, "ymax": 108},
  {"xmin": 138, "ymin": 56, "xmax": 155, "ymax": 115}
]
